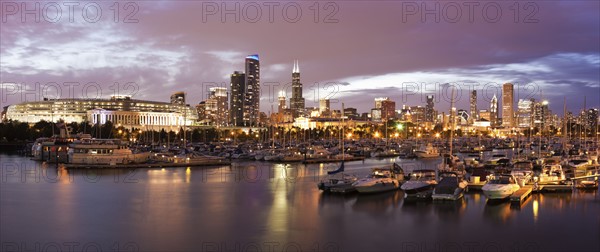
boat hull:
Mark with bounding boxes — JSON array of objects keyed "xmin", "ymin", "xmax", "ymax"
[
  {"xmin": 482, "ymin": 184, "xmax": 520, "ymax": 200},
  {"xmin": 414, "ymin": 152, "xmax": 439, "ymax": 158},
  {"xmin": 401, "ymin": 183, "xmax": 436, "ymax": 198},
  {"xmin": 432, "ymin": 188, "xmax": 465, "ymax": 201},
  {"xmin": 354, "ymin": 180, "xmax": 399, "ymax": 193}
]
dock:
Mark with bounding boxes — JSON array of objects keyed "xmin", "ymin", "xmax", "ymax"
[
  {"xmin": 467, "ymin": 182, "xmax": 486, "ymax": 191},
  {"xmin": 302, "ymin": 156, "xmax": 365, "ymax": 164},
  {"xmin": 534, "ymin": 184, "xmax": 573, "ymax": 193},
  {"xmin": 63, "ymin": 160, "xmax": 231, "ymax": 169},
  {"xmin": 510, "ymin": 185, "xmax": 533, "ymax": 203}
]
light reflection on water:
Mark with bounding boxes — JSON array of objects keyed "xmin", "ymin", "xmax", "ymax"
[{"xmin": 1, "ymin": 154, "xmax": 599, "ymax": 252}]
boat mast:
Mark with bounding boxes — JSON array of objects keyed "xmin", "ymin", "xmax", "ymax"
[
  {"xmin": 449, "ymin": 87, "xmax": 455, "ymax": 156},
  {"xmin": 342, "ymin": 103, "xmax": 345, "ymax": 160},
  {"xmin": 538, "ymin": 90, "xmax": 543, "ymax": 159},
  {"xmin": 563, "ymin": 97, "xmax": 567, "ymax": 154},
  {"xmin": 583, "ymin": 96, "xmax": 587, "ymax": 150}
]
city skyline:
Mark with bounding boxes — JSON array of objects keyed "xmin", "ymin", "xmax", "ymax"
[{"xmin": 1, "ymin": 2, "xmax": 598, "ymax": 116}]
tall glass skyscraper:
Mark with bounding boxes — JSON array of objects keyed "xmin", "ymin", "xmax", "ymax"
[
  {"xmin": 230, "ymin": 71, "xmax": 245, "ymax": 126},
  {"xmin": 244, "ymin": 54, "xmax": 260, "ymax": 126}
]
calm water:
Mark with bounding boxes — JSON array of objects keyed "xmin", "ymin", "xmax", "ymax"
[{"xmin": 1, "ymin": 154, "xmax": 599, "ymax": 252}]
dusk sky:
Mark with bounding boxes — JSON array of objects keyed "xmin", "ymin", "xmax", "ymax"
[{"xmin": 1, "ymin": 1, "xmax": 599, "ymax": 116}]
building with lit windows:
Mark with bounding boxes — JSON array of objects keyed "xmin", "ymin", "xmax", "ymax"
[
  {"xmin": 244, "ymin": 54, "xmax": 261, "ymax": 126},
  {"xmin": 290, "ymin": 60, "xmax": 305, "ymax": 118},
  {"xmin": 490, "ymin": 94, "xmax": 499, "ymax": 127},
  {"xmin": 517, "ymin": 99, "xmax": 534, "ymax": 128},
  {"xmin": 375, "ymin": 97, "xmax": 396, "ymax": 120},
  {"xmin": 203, "ymin": 87, "xmax": 229, "ymax": 127},
  {"xmin": 5, "ymin": 93, "xmax": 197, "ymax": 129},
  {"xmin": 470, "ymin": 90, "xmax": 478, "ymax": 122},
  {"xmin": 502, "ymin": 83, "xmax": 514, "ymax": 127},
  {"xmin": 230, "ymin": 71, "xmax": 245, "ymax": 126}
]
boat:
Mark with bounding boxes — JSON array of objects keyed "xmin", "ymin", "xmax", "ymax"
[
  {"xmin": 510, "ymin": 161, "xmax": 534, "ymax": 187},
  {"xmin": 281, "ymin": 150, "xmax": 304, "ymax": 162},
  {"xmin": 532, "ymin": 163, "xmax": 566, "ymax": 185},
  {"xmin": 318, "ymin": 108, "xmax": 358, "ymax": 193},
  {"xmin": 573, "ymin": 165, "xmax": 599, "ymax": 190},
  {"xmin": 67, "ymin": 138, "xmax": 151, "ymax": 165},
  {"xmin": 317, "ymin": 164, "xmax": 358, "ymax": 193},
  {"xmin": 352, "ymin": 165, "xmax": 404, "ymax": 194},
  {"xmin": 414, "ymin": 143, "xmax": 439, "ymax": 158},
  {"xmin": 432, "ymin": 171, "xmax": 468, "ymax": 201},
  {"xmin": 400, "ymin": 169, "xmax": 437, "ymax": 199},
  {"xmin": 31, "ymin": 137, "xmax": 71, "ymax": 163},
  {"xmin": 264, "ymin": 151, "xmax": 283, "ymax": 161},
  {"xmin": 481, "ymin": 174, "xmax": 520, "ymax": 200}
]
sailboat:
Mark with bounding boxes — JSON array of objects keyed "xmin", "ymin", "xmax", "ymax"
[{"xmin": 317, "ymin": 103, "xmax": 358, "ymax": 193}]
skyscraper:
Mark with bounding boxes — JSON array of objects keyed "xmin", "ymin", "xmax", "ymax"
[
  {"xmin": 586, "ymin": 108, "xmax": 599, "ymax": 132},
  {"xmin": 319, "ymin": 98, "xmax": 330, "ymax": 116},
  {"xmin": 375, "ymin": 97, "xmax": 395, "ymax": 120},
  {"xmin": 470, "ymin": 90, "xmax": 478, "ymax": 121},
  {"xmin": 278, "ymin": 91, "xmax": 286, "ymax": 114},
  {"xmin": 205, "ymin": 87, "xmax": 228, "ymax": 126},
  {"xmin": 244, "ymin": 54, "xmax": 260, "ymax": 126},
  {"xmin": 290, "ymin": 60, "xmax": 305, "ymax": 118},
  {"xmin": 490, "ymin": 94, "xmax": 498, "ymax": 127},
  {"xmin": 230, "ymin": 71, "xmax": 245, "ymax": 126},
  {"xmin": 502, "ymin": 83, "xmax": 514, "ymax": 127},
  {"xmin": 533, "ymin": 100, "xmax": 550, "ymax": 129},
  {"xmin": 426, "ymin": 95, "xmax": 435, "ymax": 122},
  {"xmin": 517, "ymin": 98, "xmax": 534, "ymax": 128}
]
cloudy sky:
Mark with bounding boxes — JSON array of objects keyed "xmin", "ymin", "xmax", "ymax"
[{"xmin": 1, "ymin": 1, "xmax": 599, "ymax": 116}]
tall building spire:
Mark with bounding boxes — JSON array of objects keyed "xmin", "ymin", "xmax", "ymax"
[{"xmin": 292, "ymin": 60, "xmax": 299, "ymax": 73}]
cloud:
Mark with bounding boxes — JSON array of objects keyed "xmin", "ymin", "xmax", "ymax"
[{"xmin": 1, "ymin": 1, "xmax": 598, "ymax": 114}]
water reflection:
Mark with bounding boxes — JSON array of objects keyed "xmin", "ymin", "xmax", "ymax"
[
  {"xmin": 483, "ymin": 200, "xmax": 513, "ymax": 224},
  {"xmin": 352, "ymin": 191, "xmax": 401, "ymax": 217},
  {"xmin": 430, "ymin": 199, "xmax": 467, "ymax": 222},
  {"xmin": 1, "ymin": 154, "xmax": 599, "ymax": 252}
]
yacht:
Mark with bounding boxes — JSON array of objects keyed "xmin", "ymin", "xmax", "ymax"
[
  {"xmin": 481, "ymin": 174, "xmax": 520, "ymax": 200},
  {"xmin": 432, "ymin": 171, "xmax": 468, "ymax": 201},
  {"xmin": 67, "ymin": 139, "xmax": 151, "ymax": 165},
  {"xmin": 533, "ymin": 164, "xmax": 566, "ymax": 185},
  {"xmin": 510, "ymin": 161, "xmax": 534, "ymax": 187},
  {"xmin": 414, "ymin": 144, "xmax": 439, "ymax": 158},
  {"xmin": 31, "ymin": 137, "xmax": 70, "ymax": 163},
  {"xmin": 400, "ymin": 169, "xmax": 438, "ymax": 198},
  {"xmin": 352, "ymin": 166, "xmax": 403, "ymax": 194}
]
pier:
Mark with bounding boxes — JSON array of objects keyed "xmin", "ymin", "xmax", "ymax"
[
  {"xmin": 510, "ymin": 185, "xmax": 533, "ymax": 203},
  {"xmin": 302, "ymin": 156, "xmax": 365, "ymax": 164},
  {"xmin": 63, "ymin": 160, "xmax": 231, "ymax": 169}
]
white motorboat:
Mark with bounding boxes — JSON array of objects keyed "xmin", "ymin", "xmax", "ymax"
[
  {"xmin": 414, "ymin": 143, "xmax": 439, "ymax": 158},
  {"xmin": 482, "ymin": 174, "xmax": 520, "ymax": 200},
  {"xmin": 401, "ymin": 169, "xmax": 437, "ymax": 198},
  {"xmin": 352, "ymin": 166, "xmax": 403, "ymax": 194},
  {"xmin": 432, "ymin": 171, "xmax": 468, "ymax": 201}
]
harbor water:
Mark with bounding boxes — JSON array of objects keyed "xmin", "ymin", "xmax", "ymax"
[{"xmin": 1, "ymin": 154, "xmax": 599, "ymax": 252}]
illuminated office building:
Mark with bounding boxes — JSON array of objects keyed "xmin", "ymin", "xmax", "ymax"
[{"xmin": 5, "ymin": 93, "xmax": 198, "ymax": 128}]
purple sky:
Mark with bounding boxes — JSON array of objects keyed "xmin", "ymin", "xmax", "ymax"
[{"xmin": 1, "ymin": 1, "xmax": 599, "ymax": 117}]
